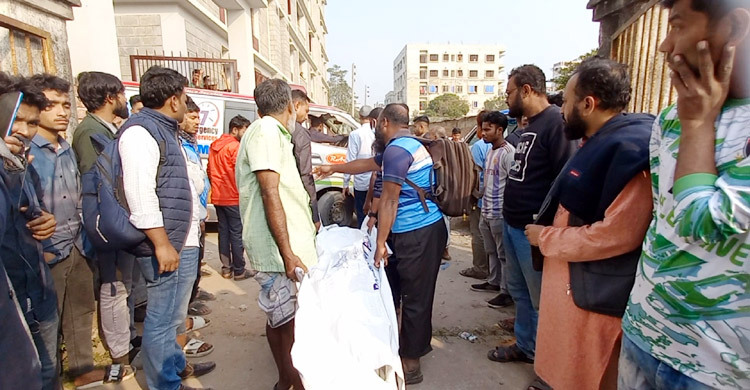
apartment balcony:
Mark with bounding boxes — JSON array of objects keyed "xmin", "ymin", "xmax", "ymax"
[{"xmin": 213, "ymin": 0, "xmax": 268, "ymax": 9}]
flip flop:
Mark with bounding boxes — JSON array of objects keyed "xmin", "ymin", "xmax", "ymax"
[
  {"xmin": 528, "ymin": 376, "xmax": 553, "ymax": 390},
  {"xmin": 187, "ymin": 315, "xmax": 211, "ymax": 332},
  {"xmin": 183, "ymin": 338, "xmax": 214, "ymax": 358},
  {"xmin": 195, "ymin": 289, "xmax": 216, "ymax": 301},
  {"xmin": 188, "ymin": 301, "xmax": 212, "ymax": 316},
  {"xmin": 75, "ymin": 364, "xmax": 136, "ymax": 389},
  {"xmin": 487, "ymin": 344, "xmax": 534, "ymax": 364}
]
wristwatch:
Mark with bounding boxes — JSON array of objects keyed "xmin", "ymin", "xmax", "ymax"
[{"xmin": 368, "ymin": 211, "xmax": 378, "ymax": 218}]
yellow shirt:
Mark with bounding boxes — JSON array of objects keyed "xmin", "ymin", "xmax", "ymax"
[{"xmin": 236, "ymin": 115, "xmax": 318, "ymax": 273}]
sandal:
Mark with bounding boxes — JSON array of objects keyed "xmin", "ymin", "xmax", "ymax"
[
  {"xmin": 75, "ymin": 364, "xmax": 136, "ymax": 389},
  {"xmin": 186, "ymin": 315, "xmax": 211, "ymax": 332},
  {"xmin": 195, "ymin": 289, "xmax": 216, "ymax": 301},
  {"xmin": 487, "ymin": 344, "xmax": 534, "ymax": 364},
  {"xmin": 496, "ymin": 317, "xmax": 515, "ymax": 333},
  {"xmin": 528, "ymin": 376, "xmax": 553, "ymax": 390},
  {"xmin": 404, "ymin": 367, "xmax": 423, "ymax": 385},
  {"xmin": 183, "ymin": 338, "xmax": 214, "ymax": 358},
  {"xmin": 200, "ymin": 267, "xmax": 212, "ymax": 277},
  {"xmin": 459, "ymin": 267, "xmax": 488, "ymax": 280},
  {"xmin": 188, "ymin": 301, "xmax": 212, "ymax": 316}
]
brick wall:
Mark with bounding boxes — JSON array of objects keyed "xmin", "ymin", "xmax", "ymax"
[
  {"xmin": 185, "ymin": 18, "xmax": 223, "ymax": 58},
  {"xmin": 195, "ymin": 0, "xmax": 220, "ymax": 19},
  {"xmin": 116, "ymin": 14, "xmax": 163, "ymax": 81}
]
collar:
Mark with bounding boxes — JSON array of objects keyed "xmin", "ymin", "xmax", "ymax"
[
  {"xmin": 32, "ymin": 134, "xmax": 69, "ymax": 153},
  {"xmin": 263, "ymin": 116, "xmax": 291, "ymax": 140},
  {"xmin": 89, "ymin": 112, "xmax": 118, "ymax": 134}
]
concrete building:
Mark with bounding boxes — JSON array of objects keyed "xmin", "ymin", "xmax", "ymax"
[
  {"xmin": 66, "ymin": 0, "xmax": 329, "ymax": 103},
  {"xmin": 391, "ymin": 43, "xmax": 506, "ymax": 116}
]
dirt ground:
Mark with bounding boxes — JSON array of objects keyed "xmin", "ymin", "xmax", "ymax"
[{"xmin": 92, "ymin": 222, "xmax": 536, "ymax": 390}]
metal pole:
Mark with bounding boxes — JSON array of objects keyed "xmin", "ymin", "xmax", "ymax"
[{"xmin": 351, "ymin": 63, "xmax": 356, "ymax": 117}]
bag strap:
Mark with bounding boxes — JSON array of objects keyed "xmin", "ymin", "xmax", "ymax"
[{"xmin": 404, "ymin": 177, "xmax": 430, "ymax": 213}]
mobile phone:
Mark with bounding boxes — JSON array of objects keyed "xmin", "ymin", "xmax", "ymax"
[{"xmin": 0, "ymin": 91, "xmax": 23, "ymax": 137}]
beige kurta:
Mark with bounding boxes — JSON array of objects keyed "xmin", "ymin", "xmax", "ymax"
[{"xmin": 535, "ymin": 171, "xmax": 652, "ymax": 390}]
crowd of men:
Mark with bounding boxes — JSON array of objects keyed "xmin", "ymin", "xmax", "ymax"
[{"xmin": 0, "ymin": 1, "xmax": 747, "ymax": 390}]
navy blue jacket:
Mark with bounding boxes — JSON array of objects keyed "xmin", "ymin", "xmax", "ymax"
[
  {"xmin": 0, "ymin": 163, "xmax": 43, "ymax": 389},
  {"xmin": 120, "ymin": 108, "xmax": 192, "ymax": 256}
]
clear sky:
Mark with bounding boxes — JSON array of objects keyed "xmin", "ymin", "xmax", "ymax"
[{"xmin": 325, "ymin": 0, "xmax": 601, "ymax": 106}]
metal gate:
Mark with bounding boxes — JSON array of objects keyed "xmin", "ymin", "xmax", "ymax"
[{"xmin": 611, "ymin": 1, "xmax": 674, "ymax": 115}]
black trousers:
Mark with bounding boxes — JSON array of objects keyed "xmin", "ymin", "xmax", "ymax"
[
  {"xmin": 215, "ymin": 205, "xmax": 245, "ymax": 275},
  {"xmin": 387, "ymin": 218, "xmax": 448, "ymax": 359}
]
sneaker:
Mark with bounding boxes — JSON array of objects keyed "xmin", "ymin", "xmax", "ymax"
[
  {"xmin": 471, "ymin": 282, "xmax": 501, "ymax": 293},
  {"xmin": 488, "ymin": 293, "xmax": 514, "ymax": 308}
]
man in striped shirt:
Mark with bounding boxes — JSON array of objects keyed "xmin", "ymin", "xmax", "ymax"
[{"xmin": 471, "ymin": 111, "xmax": 515, "ymax": 309}]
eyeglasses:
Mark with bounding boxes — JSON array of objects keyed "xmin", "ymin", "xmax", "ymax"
[{"xmin": 504, "ymin": 88, "xmax": 518, "ymax": 99}]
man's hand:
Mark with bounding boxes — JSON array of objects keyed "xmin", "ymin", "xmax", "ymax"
[
  {"xmin": 342, "ymin": 186, "xmax": 350, "ymax": 196},
  {"xmin": 524, "ymin": 224, "xmax": 544, "ymax": 247},
  {"xmin": 363, "ymin": 200, "xmax": 372, "ymax": 216},
  {"xmin": 312, "ymin": 165, "xmax": 334, "ymax": 180},
  {"xmin": 4, "ymin": 136, "xmax": 23, "ymax": 155},
  {"xmin": 43, "ymin": 252, "xmax": 56, "ymax": 264},
  {"xmin": 670, "ymin": 41, "xmax": 735, "ymax": 127},
  {"xmin": 283, "ymin": 254, "xmax": 308, "ymax": 282},
  {"xmin": 26, "ymin": 210, "xmax": 56, "ymax": 241},
  {"xmin": 200, "ymin": 221, "xmax": 206, "ymax": 234},
  {"xmin": 366, "ymin": 215, "xmax": 377, "ymax": 234},
  {"xmin": 155, "ymin": 244, "xmax": 180, "ymax": 273},
  {"xmin": 373, "ymin": 241, "xmax": 388, "ymax": 268}
]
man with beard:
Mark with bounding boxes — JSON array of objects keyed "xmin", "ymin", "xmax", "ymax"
[
  {"xmin": 315, "ymin": 103, "xmax": 448, "ymax": 385},
  {"xmin": 236, "ymin": 79, "xmax": 315, "ymax": 390},
  {"xmin": 486, "ymin": 65, "xmax": 574, "ymax": 366},
  {"xmin": 524, "ymin": 58, "xmax": 653, "ymax": 390},
  {"xmin": 71, "ymin": 71, "xmax": 143, "ymax": 367}
]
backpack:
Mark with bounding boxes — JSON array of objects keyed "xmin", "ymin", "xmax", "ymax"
[
  {"xmin": 404, "ymin": 137, "xmax": 480, "ymax": 217},
  {"xmin": 81, "ymin": 132, "xmax": 165, "ymax": 254}
]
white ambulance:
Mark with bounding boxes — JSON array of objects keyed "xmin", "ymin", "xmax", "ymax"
[{"xmin": 124, "ymin": 82, "xmax": 358, "ymax": 226}]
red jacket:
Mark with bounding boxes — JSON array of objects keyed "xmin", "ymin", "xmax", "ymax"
[{"xmin": 207, "ymin": 134, "xmax": 240, "ymax": 206}]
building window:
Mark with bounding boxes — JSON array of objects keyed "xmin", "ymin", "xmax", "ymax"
[
  {"xmin": 469, "ymin": 70, "xmax": 478, "ymax": 78},
  {"xmin": 443, "ymin": 54, "xmax": 449, "ymax": 61},
  {"xmin": 429, "ymin": 54, "xmax": 439, "ymax": 62},
  {"xmin": 486, "ymin": 54, "xmax": 495, "ymax": 62},
  {"xmin": 420, "ymin": 54, "xmax": 427, "ymax": 64},
  {"xmin": 443, "ymin": 70, "xmax": 449, "ymax": 77},
  {"xmin": 429, "ymin": 85, "xmax": 438, "ymax": 94},
  {"xmin": 485, "ymin": 70, "xmax": 494, "ymax": 78},
  {"xmin": 451, "ymin": 55, "xmax": 455, "ymax": 61},
  {"xmin": 419, "ymin": 101, "xmax": 426, "ymax": 111},
  {"xmin": 469, "ymin": 54, "xmax": 479, "ymax": 62},
  {"xmin": 473, "ymin": 101, "xmax": 479, "ymax": 108},
  {"xmin": 420, "ymin": 86, "xmax": 427, "ymax": 95},
  {"xmin": 451, "ymin": 86, "xmax": 455, "ymax": 93},
  {"xmin": 469, "ymin": 85, "xmax": 477, "ymax": 94},
  {"xmin": 457, "ymin": 70, "xmax": 464, "ymax": 77},
  {"xmin": 287, "ymin": 0, "xmax": 292, "ymax": 14},
  {"xmin": 420, "ymin": 70, "xmax": 427, "ymax": 79},
  {"xmin": 450, "ymin": 70, "xmax": 455, "ymax": 77},
  {"xmin": 485, "ymin": 85, "xmax": 495, "ymax": 93},
  {"xmin": 457, "ymin": 54, "xmax": 463, "ymax": 61},
  {"xmin": 456, "ymin": 85, "xmax": 463, "ymax": 93},
  {"xmin": 442, "ymin": 85, "xmax": 450, "ymax": 93},
  {"xmin": 430, "ymin": 70, "xmax": 438, "ymax": 77}
]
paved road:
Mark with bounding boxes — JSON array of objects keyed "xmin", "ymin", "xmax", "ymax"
[{"xmin": 129, "ymin": 226, "xmax": 535, "ymax": 390}]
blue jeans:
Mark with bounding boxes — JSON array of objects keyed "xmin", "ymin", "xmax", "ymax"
[
  {"xmin": 502, "ymin": 221, "xmax": 542, "ymax": 359},
  {"xmin": 137, "ymin": 247, "xmax": 199, "ymax": 390},
  {"xmin": 618, "ymin": 335, "xmax": 715, "ymax": 390},
  {"xmin": 29, "ymin": 310, "xmax": 59, "ymax": 390}
]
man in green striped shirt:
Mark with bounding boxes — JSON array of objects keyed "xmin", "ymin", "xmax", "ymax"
[{"xmin": 619, "ymin": 1, "xmax": 750, "ymax": 389}]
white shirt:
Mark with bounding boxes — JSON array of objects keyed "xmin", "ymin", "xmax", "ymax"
[
  {"xmin": 343, "ymin": 122, "xmax": 375, "ymax": 191},
  {"xmin": 119, "ymin": 125, "xmax": 200, "ymax": 248}
]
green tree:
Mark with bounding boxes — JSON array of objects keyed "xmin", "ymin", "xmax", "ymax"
[
  {"xmin": 424, "ymin": 94, "xmax": 470, "ymax": 119},
  {"xmin": 483, "ymin": 96, "xmax": 508, "ymax": 111},
  {"xmin": 551, "ymin": 49, "xmax": 599, "ymax": 92},
  {"xmin": 327, "ymin": 65, "xmax": 353, "ymax": 113}
]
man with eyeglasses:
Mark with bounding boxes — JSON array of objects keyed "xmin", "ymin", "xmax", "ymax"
[{"xmin": 486, "ymin": 65, "xmax": 574, "ymax": 370}]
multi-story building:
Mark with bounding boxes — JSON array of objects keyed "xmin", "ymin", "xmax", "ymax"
[
  {"xmin": 67, "ymin": 0, "xmax": 329, "ymax": 103},
  {"xmin": 391, "ymin": 43, "xmax": 506, "ymax": 116}
]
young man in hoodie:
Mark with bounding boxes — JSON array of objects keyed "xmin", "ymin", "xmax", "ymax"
[{"xmin": 208, "ymin": 115, "xmax": 252, "ymax": 280}]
